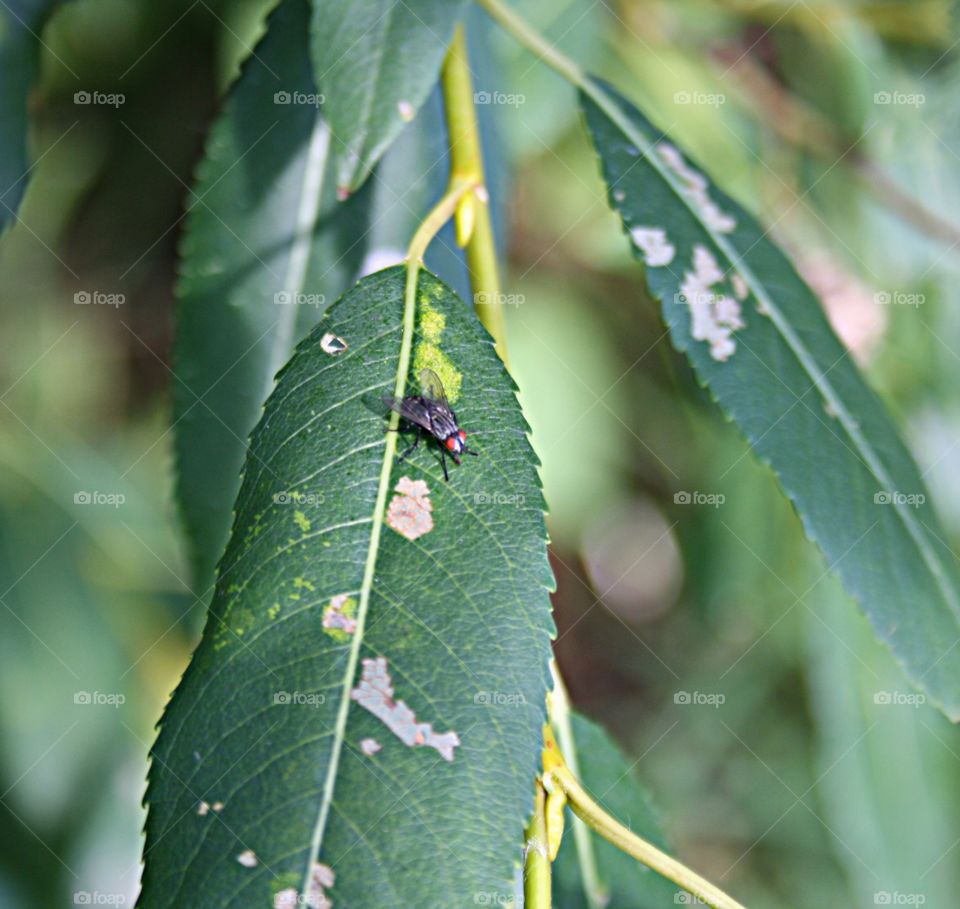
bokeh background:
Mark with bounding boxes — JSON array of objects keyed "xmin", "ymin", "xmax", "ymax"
[{"xmin": 3, "ymin": 0, "xmax": 960, "ymax": 906}]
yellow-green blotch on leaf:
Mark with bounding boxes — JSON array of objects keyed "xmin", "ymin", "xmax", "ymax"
[
  {"xmin": 413, "ymin": 298, "xmax": 462, "ymax": 403},
  {"xmin": 293, "ymin": 510, "xmax": 311, "ymax": 533},
  {"xmin": 227, "ymin": 605, "xmax": 254, "ymax": 637},
  {"xmin": 419, "ymin": 303, "xmax": 445, "ymax": 341}
]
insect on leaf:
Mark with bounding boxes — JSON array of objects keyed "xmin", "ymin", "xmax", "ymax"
[{"xmin": 139, "ymin": 266, "xmax": 555, "ymax": 908}]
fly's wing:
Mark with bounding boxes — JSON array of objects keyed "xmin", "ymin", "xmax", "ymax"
[
  {"xmin": 383, "ymin": 394, "xmax": 434, "ymax": 432},
  {"xmin": 418, "ymin": 368, "xmax": 449, "ymax": 407}
]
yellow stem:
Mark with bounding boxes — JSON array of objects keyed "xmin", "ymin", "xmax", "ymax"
[
  {"xmin": 405, "ymin": 176, "xmax": 477, "ymax": 266},
  {"xmin": 524, "ymin": 780, "xmax": 552, "ymax": 909},
  {"xmin": 472, "ymin": 9, "xmax": 750, "ymax": 909},
  {"xmin": 393, "ymin": 177, "xmax": 478, "ymax": 415},
  {"xmin": 440, "ymin": 25, "xmax": 508, "ymax": 365},
  {"xmin": 548, "ymin": 765, "xmax": 749, "ymax": 909},
  {"xmin": 547, "ymin": 669, "xmax": 606, "ymax": 909}
]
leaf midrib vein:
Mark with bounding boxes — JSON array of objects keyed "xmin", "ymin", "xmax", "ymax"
[{"xmin": 301, "ymin": 268, "xmax": 418, "ymax": 891}]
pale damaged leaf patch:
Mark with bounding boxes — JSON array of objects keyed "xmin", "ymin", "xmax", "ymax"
[
  {"xmin": 322, "ymin": 593, "xmax": 358, "ymax": 642},
  {"xmin": 351, "ymin": 657, "xmax": 460, "ymax": 761},
  {"xmin": 680, "ymin": 245, "xmax": 746, "ymax": 362},
  {"xmin": 629, "ymin": 226, "xmax": 675, "ymax": 267},
  {"xmin": 385, "ymin": 476, "xmax": 433, "ymax": 541},
  {"xmin": 236, "ymin": 849, "xmax": 258, "ymax": 868},
  {"xmin": 308, "ymin": 864, "xmax": 335, "ymax": 909},
  {"xmin": 658, "ymin": 142, "xmax": 737, "ymax": 234},
  {"xmin": 274, "ymin": 889, "xmax": 298, "ymax": 909},
  {"xmin": 274, "ymin": 863, "xmax": 335, "ymax": 909},
  {"xmin": 360, "ymin": 737, "xmax": 382, "ymax": 755},
  {"xmin": 196, "ymin": 800, "xmax": 223, "ymax": 816},
  {"xmin": 320, "ymin": 332, "xmax": 349, "ymax": 355},
  {"xmin": 731, "ymin": 272, "xmax": 749, "ymax": 301}
]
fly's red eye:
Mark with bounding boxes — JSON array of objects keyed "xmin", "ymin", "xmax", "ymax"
[
  {"xmin": 445, "ymin": 436, "xmax": 458, "ymax": 451},
  {"xmin": 458, "ymin": 430, "xmax": 467, "ymax": 443}
]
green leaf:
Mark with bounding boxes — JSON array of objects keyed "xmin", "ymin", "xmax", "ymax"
[
  {"xmin": 580, "ymin": 80, "xmax": 960, "ymax": 721},
  {"xmin": 310, "ymin": 0, "xmax": 468, "ymax": 193},
  {"xmin": 140, "ymin": 266, "xmax": 555, "ymax": 908},
  {"xmin": 807, "ymin": 577, "xmax": 960, "ymax": 909},
  {"xmin": 554, "ymin": 713, "xmax": 677, "ymax": 909},
  {"xmin": 0, "ymin": 0, "xmax": 60, "ymax": 234},
  {"xmin": 174, "ymin": 0, "xmax": 370, "ymax": 595}
]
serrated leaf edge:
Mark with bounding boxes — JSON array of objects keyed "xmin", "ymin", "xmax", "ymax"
[{"xmin": 580, "ymin": 80, "xmax": 960, "ymax": 712}]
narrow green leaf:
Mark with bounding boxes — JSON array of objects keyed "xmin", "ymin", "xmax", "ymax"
[
  {"xmin": 174, "ymin": 0, "xmax": 370, "ymax": 595},
  {"xmin": 140, "ymin": 267, "xmax": 555, "ymax": 908},
  {"xmin": 310, "ymin": 0, "xmax": 468, "ymax": 193},
  {"xmin": 554, "ymin": 713, "xmax": 677, "ymax": 909},
  {"xmin": 581, "ymin": 80, "xmax": 960, "ymax": 720},
  {"xmin": 0, "ymin": 0, "xmax": 60, "ymax": 233},
  {"xmin": 807, "ymin": 579, "xmax": 960, "ymax": 908}
]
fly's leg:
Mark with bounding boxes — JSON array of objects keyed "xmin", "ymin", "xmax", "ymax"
[
  {"xmin": 440, "ymin": 446, "xmax": 449, "ymax": 482},
  {"xmin": 398, "ymin": 426, "xmax": 421, "ymax": 462}
]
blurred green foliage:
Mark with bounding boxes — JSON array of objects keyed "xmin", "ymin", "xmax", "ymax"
[{"xmin": 2, "ymin": 0, "xmax": 960, "ymax": 906}]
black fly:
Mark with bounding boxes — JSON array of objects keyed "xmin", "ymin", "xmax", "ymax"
[{"xmin": 383, "ymin": 368, "xmax": 478, "ymax": 481}]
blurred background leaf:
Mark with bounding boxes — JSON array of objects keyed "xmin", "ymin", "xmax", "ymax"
[
  {"xmin": 0, "ymin": 0, "xmax": 65, "ymax": 234},
  {"xmin": 309, "ymin": 0, "xmax": 468, "ymax": 191},
  {"xmin": 807, "ymin": 574, "xmax": 960, "ymax": 909},
  {"xmin": 173, "ymin": 0, "xmax": 372, "ymax": 598},
  {"xmin": 581, "ymin": 79, "xmax": 960, "ymax": 720},
  {"xmin": 554, "ymin": 712, "xmax": 678, "ymax": 909}
]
